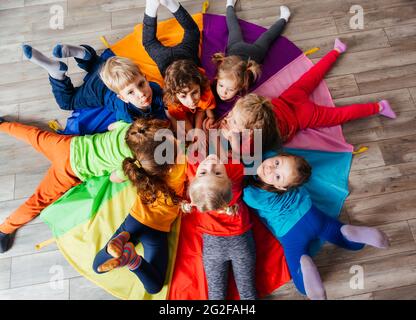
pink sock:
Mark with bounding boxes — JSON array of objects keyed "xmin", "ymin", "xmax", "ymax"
[
  {"xmin": 341, "ymin": 225, "xmax": 390, "ymax": 249},
  {"xmin": 379, "ymin": 100, "xmax": 397, "ymax": 119},
  {"xmin": 334, "ymin": 38, "xmax": 347, "ymax": 53},
  {"xmin": 300, "ymin": 255, "xmax": 327, "ymax": 300}
]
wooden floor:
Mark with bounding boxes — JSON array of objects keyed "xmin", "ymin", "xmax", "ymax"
[{"xmin": 0, "ymin": 0, "xmax": 415, "ymax": 300}]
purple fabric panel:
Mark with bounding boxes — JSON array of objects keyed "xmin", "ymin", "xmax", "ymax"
[{"xmin": 201, "ymin": 13, "xmax": 302, "ymax": 118}]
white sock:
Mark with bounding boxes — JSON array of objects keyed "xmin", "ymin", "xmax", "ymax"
[
  {"xmin": 226, "ymin": 0, "xmax": 236, "ymax": 8},
  {"xmin": 23, "ymin": 45, "xmax": 67, "ymax": 80},
  {"xmin": 53, "ymin": 44, "xmax": 91, "ymax": 60},
  {"xmin": 160, "ymin": 0, "xmax": 180, "ymax": 13},
  {"xmin": 145, "ymin": 0, "xmax": 160, "ymax": 17},
  {"xmin": 280, "ymin": 5, "xmax": 291, "ymax": 22}
]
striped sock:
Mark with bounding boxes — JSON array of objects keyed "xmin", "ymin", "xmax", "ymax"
[
  {"xmin": 119, "ymin": 242, "xmax": 142, "ymax": 270},
  {"xmin": 107, "ymin": 231, "xmax": 130, "ymax": 258}
]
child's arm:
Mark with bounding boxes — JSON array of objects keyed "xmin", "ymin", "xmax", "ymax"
[
  {"xmin": 107, "ymin": 122, "xmax": 119, "ymax": 131},
  {"xmin": 204, "ymin": 109, "xmax": 216, "ymax": 129},
  {"xmin": 110, "ymin": 170, "xmax": 126, "ymax": 183}
]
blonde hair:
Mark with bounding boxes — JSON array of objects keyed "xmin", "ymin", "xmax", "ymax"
[
  {"xmin": 212, "ymin": 53, "xmax": 261, "ymax": 94},
  {"xmin": 100, "ymin": 56, "xmax": 144, "ymax": 93},
  {"xmin": 233, "ymin": 93, "xmax": 282, "ymax": 150},
  {"xmin": 187, "ymin": 175, "xmax": 233, "ymax": 213}
]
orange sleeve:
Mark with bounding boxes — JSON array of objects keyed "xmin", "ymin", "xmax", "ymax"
[{"xmin": 167, "ymin": 103, "xmax": 188, "ymax": 121}]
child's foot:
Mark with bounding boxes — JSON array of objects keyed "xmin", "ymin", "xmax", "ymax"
[
  {"xmin": 378, "ymin": 100, "xmax": 397, "ymax": 119},
  {"xmin": 300, "ymin": 255, "xmax": 327, "ymax": 300},
  {"xmin": 226, "ymin": 0, "xmax": 238, "ymax": 8},
  {"xmin": 145, "ymin": 0, "xmax": 160, "ymax": 17},
  {"xmin": 280, "ymin": 5, "xmax": 291, "ymax": 22},
  {"xmin": 98, "ymin": 242, "xmax": 141, "ymax": 272},
  {"xmin": 106, "ymin": 231, "xmax": 130, "ymax": 258},
  {"xmin": 0, "ymin": 230, "xmax": 16, "ymax": 254},
  {"xmin": 22, "ymin": 45, "xmax": 68, "ymax": 80},
  {"xmin": 160, "ymin": 0, "xmax": 180, "ymax": 13},
  {"xmin": 334, "ymin": 38, "xmax": 347, "ymax": 54},
  {"xmin": 341, "ymin": 225, "xmax": 390, "ymax": 249},
  {"xmin": 53, "ymin": 44, "xmax": 91, "ymax": 60}
]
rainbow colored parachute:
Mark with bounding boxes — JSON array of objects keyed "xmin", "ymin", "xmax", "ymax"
[{"xmin": 41, "ymin": 12, "xmax": 353, "ymax": 300}]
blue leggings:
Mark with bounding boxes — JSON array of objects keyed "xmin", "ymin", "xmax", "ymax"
[
  {"xmin": 278, "ymin": 206, "xmax": 364, "ymax": 295},
  {"xmin": 49, "ymin": 45, "xmax": 112, "ymax": 111},
  {"xmin": 92, "ymin": 214, "xmax": 168, "ymax": 294}
]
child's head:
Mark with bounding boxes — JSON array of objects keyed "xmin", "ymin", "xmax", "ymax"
[
  {"xmin": 163, "ymin": 59, "xmax": 210, "ymax": 110},
  {"xmin": 224, "ymin": 93, "xmax": 282, "ymax": 151},
  {"xmin": 100, "ymin": 56, "xmax": 153, "ymax": 109},
  {"xmin": 253, "ymin": 153, "xmax": 312, "ymax": 192},
  {"xmin": 187, "ymin": 154, "xmax": 234, "ymax": 213},
  {"xmin": 212, "ymin": 53, "xmax": 261, "ymax": 101},
  {"xmin": 123, "ymin": 118, "xmax": 180, "ymax": 205}
]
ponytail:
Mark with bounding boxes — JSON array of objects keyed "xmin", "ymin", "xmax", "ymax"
[
  {"xmin": 241, "ymin": 59, "xmax": 261, "ymax": 93},
  {"xmin": 211, "ymin": 52, "xmax": 226, "ymax": 67}
]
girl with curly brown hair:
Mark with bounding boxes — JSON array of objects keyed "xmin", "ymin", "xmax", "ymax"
[
  {"xmin": 143, "ymin": 0, "xmax": 216, "ymax": 133},
  {"xmin": 91, "ymin": 118, "xmax": 187, "ymax": 294}
]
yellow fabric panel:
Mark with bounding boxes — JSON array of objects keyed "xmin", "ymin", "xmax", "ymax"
[
  {"xmin": 110, "ymin": 13, "xmax": 204, "ymax": 86},
  {"xmin": 56, "ymin": 183, "xmax": 182, "ymax": 300}
]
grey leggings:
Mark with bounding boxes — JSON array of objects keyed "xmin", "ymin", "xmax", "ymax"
[
  {"xmin": 202, "ymin": 230, "xmax": 256, "ymax": 300},
  {"xmin": 226, "ymin": 6, "xmax": 287, "ymax": 64}
]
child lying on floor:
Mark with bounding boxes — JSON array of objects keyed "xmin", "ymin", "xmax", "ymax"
[
  {"xmin": 181, "ymin": 154, "xmax": 256, "ymax": 300},
  {"xmin": 143, "ymin": 0, "xmax": 216, "ymax": 132},
  {"xmin": 22, "ymin": 44, "xmax": 167, "ymax": 123},
  {"xmin": 212, "ymin": 0, "xmax": 290, "ymax": 102},
  {"xmin": 243, "ymin": 151, "xmax": 390, "ymax": 300},
  {"xmin": 220, "ymin": 39, "xmax": 396, "ymax": 154}
]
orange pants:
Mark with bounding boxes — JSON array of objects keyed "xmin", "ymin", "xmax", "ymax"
[{"xmin": 0, "ymin": 122, "xmax": 80, "ymax": 234}]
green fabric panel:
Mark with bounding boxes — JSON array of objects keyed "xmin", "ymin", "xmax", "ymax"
[{"xmin": 41, "ymin": 175, "xmax": 130, "ymax": 238}]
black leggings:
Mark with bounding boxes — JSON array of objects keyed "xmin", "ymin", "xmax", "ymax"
[
  {"xmin": 142, "ymin": 5, "xmax": 201, "ymax": 76},
  {"xmin": 226, "ymin": 6, "xmax": 286, "ymax": 64}
]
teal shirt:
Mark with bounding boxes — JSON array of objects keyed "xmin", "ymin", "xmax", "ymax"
[
  {"xmin": 70, "ymin": 121, "xmax": 133, "ymax": 181},
  {"xmin": 243, "ymin": 185, "xmax": 312, "ymax": 238}
]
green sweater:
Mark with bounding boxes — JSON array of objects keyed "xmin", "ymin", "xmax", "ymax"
[{"xmin": 70, "ymin": 121, "xmax": 132, "ymax": 181}]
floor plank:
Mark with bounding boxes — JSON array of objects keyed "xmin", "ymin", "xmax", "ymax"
[
  {"xmin": 0, "ymin": 280, "xmax": 69, "ymax": 300},
  {"xmin": 69, "ymin": 277, "xmax": 118, "ymax": 300},
  {"xmin": 345, "ymin": 190, "xmax": 416, "ymax": 226},
  {"xmin": 10, "ymin": 250, "xmax": 79, "ymax": 288},
  {"xmin": 334, "ymin": 4, "xmax": 416, "ymax": 34},
  {"xmin": 0, "ymin": 258, "xmax": 11, "ymax": 290}
]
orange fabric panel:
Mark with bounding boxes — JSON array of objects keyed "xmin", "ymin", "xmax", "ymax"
[{"xmin": 110, "ymin": 13, "xmax": 204, "ymax": 87}]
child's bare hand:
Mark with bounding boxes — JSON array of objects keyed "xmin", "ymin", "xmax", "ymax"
[{"xmin": 204, "ymin": 118, "xmax": 218, "ymax": 129}]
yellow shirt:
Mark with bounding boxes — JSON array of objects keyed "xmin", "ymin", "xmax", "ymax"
[{"xmin": 130, "ymin": 161, "xmax": 186, "ymax": 232}]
